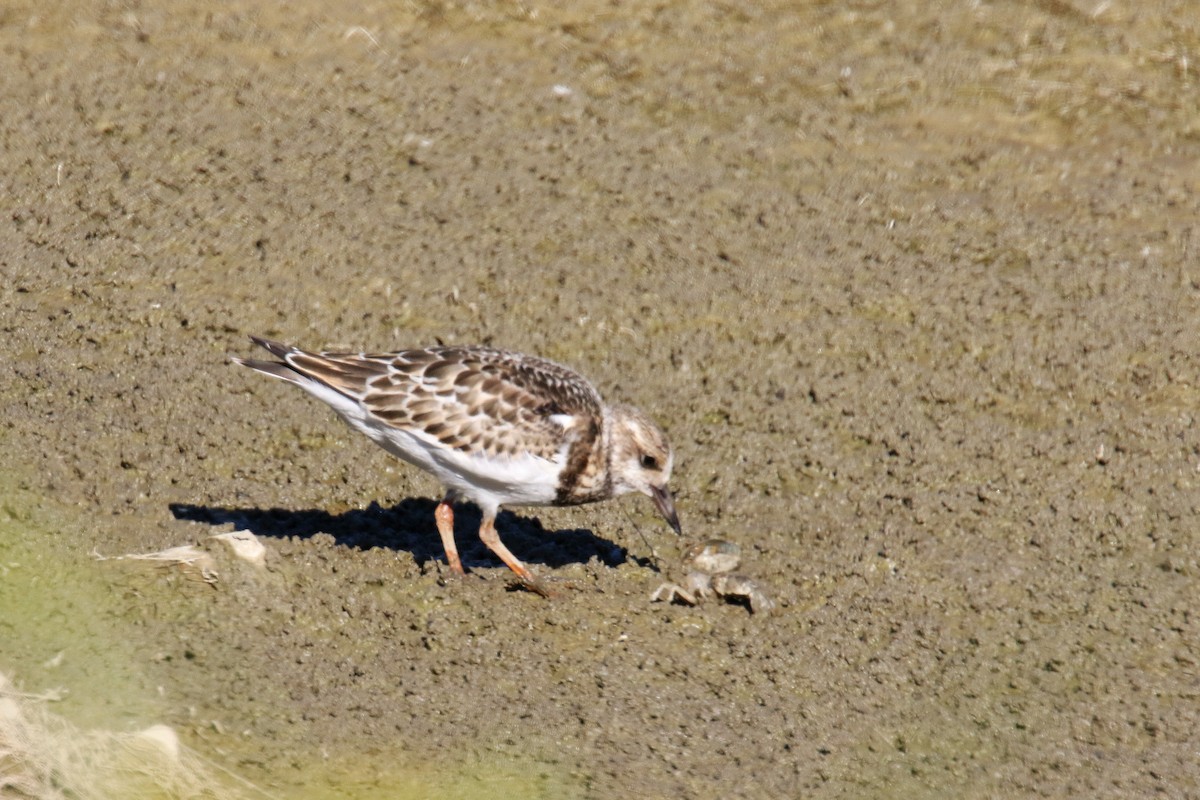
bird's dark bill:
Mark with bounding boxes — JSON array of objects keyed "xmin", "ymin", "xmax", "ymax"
[{"xmin": 650, "ymin": 484, "xmax": 681, "ymax": 534}]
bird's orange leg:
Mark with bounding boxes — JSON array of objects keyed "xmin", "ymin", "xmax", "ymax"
[
  {"xmin": 478, "ymin": 515, "xmax": 551, "ymax": 598},
  {"xmin": 434, "ymin": 499, "xmax": 466, "ymax": 576}
]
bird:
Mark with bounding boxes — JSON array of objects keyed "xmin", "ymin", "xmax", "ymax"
[{"xmin": 232, "ymin": 335, "xmax": 681, "ymax": 596}]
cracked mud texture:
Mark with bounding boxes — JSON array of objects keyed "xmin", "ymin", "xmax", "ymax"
[{"xmin": 2, "ymin": 1, "xmax": 1198, "ymax": 798}]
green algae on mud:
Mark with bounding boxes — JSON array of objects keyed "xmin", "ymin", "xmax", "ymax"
[
  {"xmin": 0, "ymin": 471, "xmax": 164, "ymax": 732},
  {"xmin": 273, "ymin": 749, "xmax": 579, "ymax": 800}
]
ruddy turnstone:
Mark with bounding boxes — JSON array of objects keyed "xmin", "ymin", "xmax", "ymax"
[{"xmin": 233, "ymin": 335, "xmax": 681, "ymax": 596}]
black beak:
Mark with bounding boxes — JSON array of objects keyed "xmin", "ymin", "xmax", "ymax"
[{"xmin": 650, "ymin": 484, "xmax": 681, "ymax": 534}]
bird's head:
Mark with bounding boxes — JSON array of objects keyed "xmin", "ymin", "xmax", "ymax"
[{"xmin": 608, "ymin": 404, "xmax": 681, "ymax": 534}]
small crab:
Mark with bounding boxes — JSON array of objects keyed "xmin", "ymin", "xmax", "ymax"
[{"xmin": 651, "ymin": 539, "xmax": 776, "ymax": 614}]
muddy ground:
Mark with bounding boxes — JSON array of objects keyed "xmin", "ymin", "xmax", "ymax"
[{"xmin": 1, "ymin": 1, "xmax": 1198, "ymax": 798}]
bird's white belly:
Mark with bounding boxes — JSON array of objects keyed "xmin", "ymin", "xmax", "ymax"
[{"xmin": 379, "ymin": 425, "xmax": 562, "ymax": 508}]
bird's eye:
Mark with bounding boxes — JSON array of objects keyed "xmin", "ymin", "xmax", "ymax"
[{"xmin": 640, "ymin": 454, "xmax": 659, "ymax": 470}]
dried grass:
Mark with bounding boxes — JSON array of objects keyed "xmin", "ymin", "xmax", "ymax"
[{"xmin": 0, "ymin": 672, "xmax": 266, "ymax": 800}]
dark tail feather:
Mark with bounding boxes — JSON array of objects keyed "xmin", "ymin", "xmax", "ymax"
[
  {"xmin": 231, "ymin": 356, "xmax": 307, "ymax": 385},
  {"xmin": 235, "ymin": 335, "xmax": 379, "ymax": 398},
  {"xmin": 248, "ymin": 335, "xmax": 296, "ymax": 360},
  {"xmin": 233, "ymin": 336, "xmax": 308, "ymax": 383}
]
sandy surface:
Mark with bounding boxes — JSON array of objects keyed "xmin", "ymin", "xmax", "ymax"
[{"xmin": 2, "ymin": 1, "xmax": 1199, "ymax": 797}]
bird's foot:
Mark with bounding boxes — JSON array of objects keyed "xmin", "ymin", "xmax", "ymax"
[{"xmin": 506, "ymin": 574, "xmax": 554, "ymax": 599}]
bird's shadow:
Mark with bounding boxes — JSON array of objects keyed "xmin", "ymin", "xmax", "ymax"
[{"xmin": 169, "ymin": 498, "xmax": 635, "ymax": 572}]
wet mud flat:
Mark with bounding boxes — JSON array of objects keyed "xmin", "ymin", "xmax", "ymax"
[{"xmin": 1, "ymin": 1, "xmax": 1198, "ymax": 797}]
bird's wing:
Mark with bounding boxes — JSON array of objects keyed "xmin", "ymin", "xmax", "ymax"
[{"xmin": 275, "ymin": 342, "xmax": 603, "ymax": 460}]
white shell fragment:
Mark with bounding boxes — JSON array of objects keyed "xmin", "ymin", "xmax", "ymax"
[{"xmin": 210, "ymin": 530, "xmax": 266, "ymax": 567}]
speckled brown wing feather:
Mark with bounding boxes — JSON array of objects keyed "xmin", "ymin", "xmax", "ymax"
[{"xmin": 285, "ymin": 345, "xmax": 604, "ymax": 460}]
